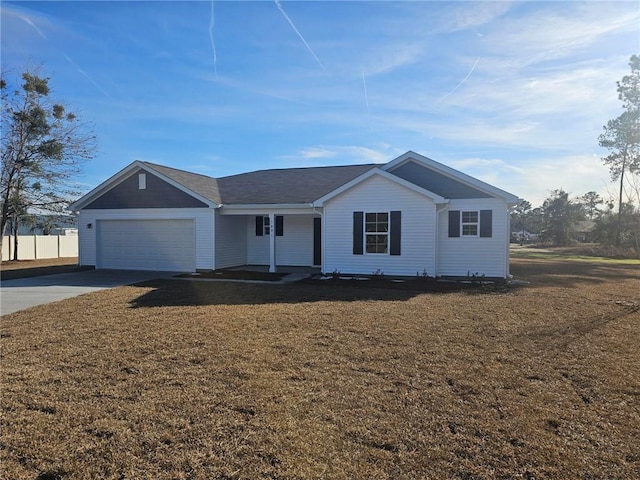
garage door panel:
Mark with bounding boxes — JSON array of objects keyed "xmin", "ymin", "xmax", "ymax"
[{"xmin": 97, "ymin": 219, "xmax": 195, "ymax": 272}]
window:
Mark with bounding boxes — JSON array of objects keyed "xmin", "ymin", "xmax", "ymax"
[
  {"xmin": 461, "ymin": 211, "xmax": 478, "ymax": 236},
  {"xmin": 138, "ymin": 173, "xmax": 146, "ymax": 190},
  {"xmin": 255, "ymin": 216, "xmax": 283, "ymax": 236},
  {"xmin": 365, "ymin": 212, "xmax": 388, "ymax": 253}
]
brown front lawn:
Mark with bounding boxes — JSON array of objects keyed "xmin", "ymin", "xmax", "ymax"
[{"xmin": 1, "ymin": 257, "xmax": 639, "ymax": 479}]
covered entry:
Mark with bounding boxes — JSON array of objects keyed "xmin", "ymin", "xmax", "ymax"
[{"xmin": 96, "ymin": 219, "xmax": 195, "ymax": 271}]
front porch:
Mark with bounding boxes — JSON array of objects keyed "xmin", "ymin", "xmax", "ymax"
[{"xmin": 217, "ymin": 207, "xmax": 322, "ymax": 273}]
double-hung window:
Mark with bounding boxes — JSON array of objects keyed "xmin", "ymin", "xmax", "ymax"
[
  {"xmin": 461, "ymin": 211, "xmax": 479, "ymax": 236},
  {"xmin": 261, "ymin": 216, "xmax": 271, "ymax": 235},
  {"xmin": 365, "ymin": 212, "xmax": 389, "ymax": 253}
]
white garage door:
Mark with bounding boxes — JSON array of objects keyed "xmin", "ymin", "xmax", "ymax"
[{"xmin": 97, "ymin": 219, "xmax": 195, "ymax": 272}]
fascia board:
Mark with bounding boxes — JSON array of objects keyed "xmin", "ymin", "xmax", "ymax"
[
  {"xmin": 219, "ymin": 203, "xmax": 317, "ymax": 215},
  {"xmin": 383, "ymin": 150, "xmax": 519, "ymax": 203},
  {"xmin": 221, "ymin": 203, "xmax": 314, "ymax": 210}
]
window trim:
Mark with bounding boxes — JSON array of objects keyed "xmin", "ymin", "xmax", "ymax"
[
  {"xmin": 461, "ymin": 210, "xmax": 479, "ymax": 237},
  {"xmin": 364, "ymin": 211, "xmax": 389, "ymax": 255}
]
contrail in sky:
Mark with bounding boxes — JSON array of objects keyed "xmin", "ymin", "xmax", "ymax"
[
  {"xmin": 209, "ymin": 0, "xmax": 218, "ymax": 79},
  {"xmin": 362, "ymin": 71, "xmax": 372, "ymax": 131},
  {"xmin": 18, "ymin": 14, "xmax": 47, "ymax": 39},
  {"xmin": 63, "ymin": 54, "xmax": 111, "ymax": 98},
  {"xmin": 274, "ymin": 0, "xmax": 326, "ymax": 72},
  {"xmin": 438, "ymin": 57, "xmax": 480, "ymax": 102}
]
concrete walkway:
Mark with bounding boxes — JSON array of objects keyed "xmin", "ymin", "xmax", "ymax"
[{"xmin": 1, "ymin": 269, "xmax": 174, "ymax": 315}]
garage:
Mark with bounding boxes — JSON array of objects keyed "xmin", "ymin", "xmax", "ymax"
[{"xmin": 96, "ymin": 219, "xmax": 196, "ymax": 272}]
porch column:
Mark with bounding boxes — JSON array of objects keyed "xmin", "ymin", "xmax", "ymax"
[{"xmin": 269, "ymin": 212, "xmax": 276, "ymax": 272}]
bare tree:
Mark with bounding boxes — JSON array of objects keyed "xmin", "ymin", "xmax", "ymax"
[{"xmin": 1, "ymin": 68, "xmax": 96, "ymax": 259}]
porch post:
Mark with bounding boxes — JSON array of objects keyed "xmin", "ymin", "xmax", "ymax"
[{"xmin": 269, "ymin": 212, "xmax": 276, "ymax": 273}]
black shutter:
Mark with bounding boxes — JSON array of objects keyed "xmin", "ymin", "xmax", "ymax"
[
  {"xmin": 480, "ymin": 210, "xmax": 492, "ymax": 237},
  {"xmin": 275, "ymin": 215, "xmax": 284, "ymax": 236},
  {"xmin": 353, "ymin": 211, "xmax": 363, "ymax": 255},
  {"xmin": 313, "ymin": 217, "xmax": 322, "ymax": 266},
  {"xmin": 448, "ymin": 210, "xmax": 460, "ymax": 237},
  {"xmin": 255, "ymin": 216, "xmax": 263, "ymax": 236},
  {"xmin": 390, "ymin": 211, "xmax": 401, "ymax": 255}
]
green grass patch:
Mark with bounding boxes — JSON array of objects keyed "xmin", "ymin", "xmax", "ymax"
[{"xmin": 511, "ymin": 249, "xmax": 640, "ymax": 265}]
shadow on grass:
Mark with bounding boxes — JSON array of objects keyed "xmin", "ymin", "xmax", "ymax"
[
  {"xmin": 129, "ymin": 258, "xmax": 640, "ymax": 308},
  {"xmin": 510, "ymin": 259, "xmax": 640, "ymax": 289},
  {"xmin": 129, "ymin": 278, "xmax": 507, "ymax": 308}
]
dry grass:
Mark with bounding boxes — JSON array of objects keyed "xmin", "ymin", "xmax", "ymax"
[{"xmin": 1, "ymin": 258, "xmax": 639, "ymax": 479}]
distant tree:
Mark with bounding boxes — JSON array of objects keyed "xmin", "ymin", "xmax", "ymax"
[
  {"xmin": 1, "ymin": 68, "xmax": 95, "ymax": 259},
  {"xmin": 598, "ymin": 54, "xmax": 640, "ymax": 245},
  {"xmin": 541, "ymin": 189, "xmax": 585, "ymax": 246},
  {"xmin": 578, "ymin": 191, "xmax": 604, "ymax": 220},
  {"xmin": 511, "ymin": 199, "xmax": 532, "ymax": 231},
  {"xmin": 592, "ymin": 203, "xmax": 640, "ymax": 257}
]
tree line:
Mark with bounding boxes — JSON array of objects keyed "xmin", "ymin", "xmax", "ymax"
[
  {"xmin": 511, "ymin": 189, "xmax": 639, "ymax": 254},
  {"xmin": 513, "ymin": 54, "xmax": 639, "ymax": 256}
]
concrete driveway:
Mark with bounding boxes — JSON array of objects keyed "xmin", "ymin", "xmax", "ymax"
[{"xmin": 1, "ymin": 269, "xmax": 175, "ymax": 315}]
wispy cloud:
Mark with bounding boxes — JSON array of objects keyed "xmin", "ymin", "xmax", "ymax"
[
  {"xmin": 274, "ymin": 0, "xmax": 326, "ymax": 72},
  {"xmin": 208, "ymin": 0, "xmax": 218, "ymax": 79},
  {"xmin": 279, "ymin": 145, "xmax": 401, "ymax": 166}
]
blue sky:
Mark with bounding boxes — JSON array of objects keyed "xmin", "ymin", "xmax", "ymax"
[{"xmin": 2, "ymin": 1, "xmax": 638, "ymax": 206}]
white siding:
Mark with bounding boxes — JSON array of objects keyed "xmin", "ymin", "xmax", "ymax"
[
  {"xmin": 323, "ymin": 175, "xmax": 437, "ymax": 276},
  {"xmin": 78, "ymin": 208, "xmax": 214, "ymax": 270},
  {"xmin": 246, "ymin": 216, "xmax": 269, "ymax": 265},
  {"xmin": 276, "ymin": 215, "xmax": 315, "ymax": 266},
  {"xmin": 215, "ymin": 213, "xmax": 247, "ymax": 269},
  {"xmin": 437, "ymin": 198, "xmax": 510, "ymax": 278},
  {"xmin": 246, "ymin": 215, "xmax": 316, "ymax": 267}
]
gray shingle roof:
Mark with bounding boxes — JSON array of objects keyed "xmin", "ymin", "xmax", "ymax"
[
  {"xmin": 142, "ymin": 162, "xmax": 222, "ymax": 204},
  {"xmin": 217, "ymin": 164, "xmax": 381, "ymax": 204},
  {"xmin": 142, "ymin": 162, "xmax": 381, "ymax": 205}
]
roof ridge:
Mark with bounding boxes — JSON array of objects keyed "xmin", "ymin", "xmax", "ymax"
[
  {"xmin": 140, "ymin": 161, "xmax": 217, "ymax": 180},
  {"xmin": 219, "ymin": 163, "xmax": 382, "ymax": 179}
]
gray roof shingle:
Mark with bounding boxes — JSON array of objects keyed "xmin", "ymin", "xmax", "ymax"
[
  {"xmin": 142, "ymin": 162, "xmax": 222, "ymax": 204},
  {"xmin": 142, "ymin": 162, "xmax": 381, "ymax": 205},
  {"xmin": 217, "ymin": 164, "xmax": 381, "ymax": 204}
]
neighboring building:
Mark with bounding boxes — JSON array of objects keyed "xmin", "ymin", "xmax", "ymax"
[{"xmin": 70, "ymin": 151, "xmax": 519, "ymax": 278}]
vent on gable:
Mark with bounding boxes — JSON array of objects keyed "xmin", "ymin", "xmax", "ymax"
[{"xmin": 138, "ymin": 173, "xmax": 146, "ymax": 190}]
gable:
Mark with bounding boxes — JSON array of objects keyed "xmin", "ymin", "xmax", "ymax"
[
  {"xmin": 83, "ymin": 169, "xmax": 209, "ymax": 209},
  {"xmin": 388, "ymin": 160, "xmax": 493, "ymax": 199}
]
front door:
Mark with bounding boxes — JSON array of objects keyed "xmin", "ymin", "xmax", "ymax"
[{"xmin": 313, "ymin": 217, "xmax": 321, "ymax": 266}]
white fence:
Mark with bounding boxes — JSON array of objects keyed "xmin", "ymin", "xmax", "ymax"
[{"xmin": 2, "ymin": 235, "xmax": 78, "ymax": 261}]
